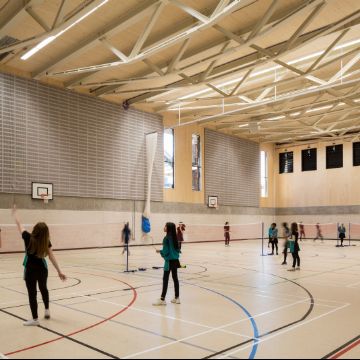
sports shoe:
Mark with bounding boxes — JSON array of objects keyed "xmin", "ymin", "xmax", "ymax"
[
  {"xmin": 171, "ymin": 298, "xmax": 181, "ymax": 305},
  {"xmin": 281, "ymin": 262, "xmax": 287, "ymax": 265},
  {"xmin": 288, "ymin": 268, "xmax": 296, "ymax": 272},
  {"xmin": 153, "ymin": 299, "xmax": 167, "ymax": 306},
  {"xmin": 23, "ymin": 319, "xmax": 40, "ymax": 327},
  {"xmin": 45, "ymin": 309, "xmax": 51, "ymax": 320},
  {"xmin": 296, "ymin": 267, "xmax": 301, "ymax": 271}
]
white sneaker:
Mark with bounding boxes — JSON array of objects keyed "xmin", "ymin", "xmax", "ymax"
[
  {"xmin": 296, "ymin": 267, "xmax": 301, "ymax": 271},
  {"xmin": 23, "ymin": 319, "xmax": 40, "ymax": 326},
  {"xmin": 288, "ymin": 268, "xmax": 296, "ymax": 272},
  {"xmin": 45, "ymin": 309, "xmax": 51, "ymax": 319},
  {"xmin": 153, "ymin": 299, "xmax": 167, "ymax": 306},
  {"xmin": 171, "ymin": 298, "xmax": 181, "ymax": 304}
]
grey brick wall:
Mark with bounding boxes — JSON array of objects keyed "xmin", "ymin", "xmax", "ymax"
[
  {"xmin": 0, "ymin": 73, "xmax": 163, "ymax": 201},
  {"xmin": 205, "ymin": 129, "xmax": 260, "ymax": 207}
]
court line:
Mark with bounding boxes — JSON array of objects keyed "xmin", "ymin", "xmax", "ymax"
[
  {"xmin": 0, "ymin": 308, "xmax": 120, "ymax": 359},
  {"xmin": 4, "ymin": 274, "xmax": 137, "ymax": 357},
  {"xmin": 121, "ymin": 296, "xmax": 311, "ymax": 359},
  {"xmin": 219, "ymin": 303, "xmax": 351, "ymax": 359},
  {"xmin": 0, "ymin": 353, "xmax": 7, "ymax": 359},
  {"xmin": 323, "ymin": 334, "xmax": 360, "ymax": 359},
  {"xmin": 51, "ymin": 299, "xmax": 229, "ymax": 358}
]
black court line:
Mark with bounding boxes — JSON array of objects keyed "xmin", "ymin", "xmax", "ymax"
[
  {"xmin": 0, "ymin": 276, "xmax": 82, "ymax": 292},
  {"xmin": 0, "ymin": 308, "xmax": 119, "ymax": 359},
  {"xmin": 0, "ymin": 283, "xmax": 159, "ymax": 311},
  {"xmin": 0, "ymin": 280, "xmax": 240, "ymax": 359},
  {"xmin": 202, "ymin": 271, "xmax": 315, "ymax": 359},
  {"xmin": 322, "ymin": 334, "xmax": 360, "ymax": 359}
]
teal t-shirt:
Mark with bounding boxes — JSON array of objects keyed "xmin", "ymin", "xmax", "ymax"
[{"xmin": 160, "ymin": 236, "xmax": 180, "ymax": 271}]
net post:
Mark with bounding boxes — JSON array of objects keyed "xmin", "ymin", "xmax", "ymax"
[
  {"xmin": 337, "ymin": 222, "xmax": 339, "ymax": 247},
  {"xmin": 261, "ymin": 222, "xmax": 265, "ymax": 256},
  {"xmin": 349, "ymin": 222, "xmax": 351, "ymax": 247},
  {"xmin": 126, "ymin": 243, "xmax": 129, "ymax": 272}
]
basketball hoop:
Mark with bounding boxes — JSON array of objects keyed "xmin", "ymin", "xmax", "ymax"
[{"xmin": 41, "ymin": 194, "xmax": 49, "ymax": 204}]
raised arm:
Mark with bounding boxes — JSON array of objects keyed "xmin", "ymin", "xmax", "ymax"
[
  {"xmin": 48, "ymin": 248, "xmax": 66, "ymax": 281},
  {"xmin": 12, "ymin": 205, "xmax": 25, "ymax": 235}
]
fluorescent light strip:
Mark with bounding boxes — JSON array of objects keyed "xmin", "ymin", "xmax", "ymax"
[
  {"xmin": 265, "ymin": 115, "xmax": 286, "ymax": 121},
  {"xmin": 306, "ymin": 105, "xmax": 334, "ymax": 113},
  {"xmin": 21, "ymin": 36, "xmax": 56, "ymax": 60},
  {"xmin": 21, "ymin": 0, "xmax": 109, "ymax": 60},
  {"xmin": 179, "ymin": 37, "xmax": 360, "ymax": 101}
]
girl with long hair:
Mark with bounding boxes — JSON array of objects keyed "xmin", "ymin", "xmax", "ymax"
[
  {"xmin": 12, "ymin": 206, "xmax": 66, "ymax": 326},
  {"xmin": 153, "ymin": 222, "xmax": 181, "ymax": 306},
  {"xmin": 289, "ymin": 222, "xmax": 301, "ymax": 271}
]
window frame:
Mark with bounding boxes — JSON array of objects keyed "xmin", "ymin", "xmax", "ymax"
[
  {"xmin": 279, "ymin": 151, "xmax": 294, "ymax": 174},
  {"xmin": 260, "ymin": 151, "xmax": 269, "ymax": 198},
  {"xmin": 302, "ymin": 148, "xmax": 317, "ymax": 172},
  {"xmin": 326, "ymin": 144, "xmax": 343, "ymax": 169},
  {"xmin": 192, "ymin": 134, "xmax": 202, "ymax": 192},
  {"xmin": 164, "ymin": 128, "xmax": 175, "ymax": 189}
]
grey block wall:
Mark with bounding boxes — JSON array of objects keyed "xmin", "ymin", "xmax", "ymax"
[
  {"xmin": 0, "ymin": 73, "xmax": 163, "ymax": 201},
  {"xmin": 205, "ymin": 129, "xmax": 260, "ymax": 207}
]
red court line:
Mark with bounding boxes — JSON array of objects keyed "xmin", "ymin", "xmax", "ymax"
[
  {"xmin": 330, "ymin": 339, "xmax": 360, "ymax": 359},
  {"xmin": 5, "ymin": 273, "xmax": 137, "ymax": 357}
]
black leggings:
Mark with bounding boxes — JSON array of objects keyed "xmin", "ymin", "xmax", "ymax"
[
  {"xmin": 272, "ymin": 239, "xmax": 278, "ymax": 254},
  {"xmin": 225, "ymin": 233, "xmax": 230, "ymax": 245},
  {"xmin": 25, "ymin": 267, "xmax": 49, "ymax": 320},
  {"xmin": 292, "ymin": 251, "xmax": 300, "ymax": 268},
  {"xmin": 161, "ymin": 261, "xmax": 180, "ymax": 300}
]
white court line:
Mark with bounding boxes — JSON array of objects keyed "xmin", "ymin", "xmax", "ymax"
[
  {"xmin": 219, "ymin": 303, "xmax": 351, "ymax": 359},
  {"xmin": 113, "ymin": 298, "xmax": 311, "ymax": 359}
]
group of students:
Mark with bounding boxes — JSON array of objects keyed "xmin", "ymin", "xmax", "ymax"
[
  {"xmin": 268, "ymin": 223, "xmax": 301, "ymax": 271},
  {"xmin": 4, "ymin": 207, "xmax": 352, "ymax": 326}
]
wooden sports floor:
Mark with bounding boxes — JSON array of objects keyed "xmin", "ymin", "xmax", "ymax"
[{"xmin": 0, "ymin": 240, "xmax": 359, "ymax": 359}]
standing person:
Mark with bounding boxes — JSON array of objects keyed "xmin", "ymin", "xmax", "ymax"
[
  {"xmin": 299, "ymin": 222, "xmax": 306, "ymax": 241},
  {"xmin": 314, "ymin": 223, "xmax": 324, "ymax": 242},
  {"xmin": 122, "ymin": 222, "xmax": 131, "ymax": 256},
  {"xmin": 122, "ymin": 222, "xmax": 131, "ymax": 255},
  {"xmin": 177, "ymin": 222, "xmax": 186, "ymax": 251},
  {"xmin": 153, "ymin": 223, "xmax": 181, "ymax": 306},
  {"xmin": 12, "ymin": 206, "xmax": 66, "ymax": 326},
  {"xmin": 338, "ymin": 224, "xmax": 346, "ymax": 247},
  {"xmin": 269, "ymin": 223, "xmax": 278, "ymax": 255},
  {"xmin": 282, "ymin": 223, "xmax": 291, "ymax": 265},
  {"xmin": 289, "ymin": 222, "xmax": 301, "ymax": 271},
  {"xmin": 224, "ymin": 222, "xmax": 230, "ymax": 247}
]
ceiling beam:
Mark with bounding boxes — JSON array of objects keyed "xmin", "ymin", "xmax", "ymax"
[
  {"xmin": 0, "ymin": 0, "xmax": 45, "ymax": 38},
  {"xmin": 69, "ymin": 0, "xmax": 327, "ymax": 93},
  {"xmin": 32, "ymin": 0, "xmax": 160, "ymax": 79},
  {"xmin": 48, "ymin": 0, "xmax": 257, "ymax": 77}
]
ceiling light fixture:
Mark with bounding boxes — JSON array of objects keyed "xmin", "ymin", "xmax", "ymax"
[{"xmin": 21, "ymin": 0, "xmax": 109, "ymax": 60}]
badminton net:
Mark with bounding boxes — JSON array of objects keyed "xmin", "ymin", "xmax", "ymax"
[{"xmin": 183, "ymin": 223, "xmax": 263, "ymax": 243}]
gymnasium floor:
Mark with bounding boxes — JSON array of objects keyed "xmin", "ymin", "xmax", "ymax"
[{"xmin": 0, "ymin": 240, "xmax": 359, "ymax": 359}]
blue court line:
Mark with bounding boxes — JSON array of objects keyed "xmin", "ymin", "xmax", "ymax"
[{"xmin": 186, "ymin": 282, "xmax": 259, "ymax": 359}]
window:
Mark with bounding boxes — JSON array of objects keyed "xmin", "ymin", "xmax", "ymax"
[
  {"xmin": 326, "ymin": 144, "xmax": 343, "ymax": 169},
  {"xmin": 192, "ymin": 134, "xmax": 201, "ymax": 191},
  {"xmin": 354, "ymin": 142, "xmax": 360, "ymax": 166},
  {"xmin": 279, "ymin": 152, "xmax": 294, "ymax": 174},
  {"xmin": 164, "ymin": 128, "xmax": 175, "ymax": 189},
  {"xmin": 261, "ymin": 151, "xmax": 268, "ymax": 198},
  {"xmin": 302, "ymin": 148, "xmax": 317, "ymax": 171}
]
